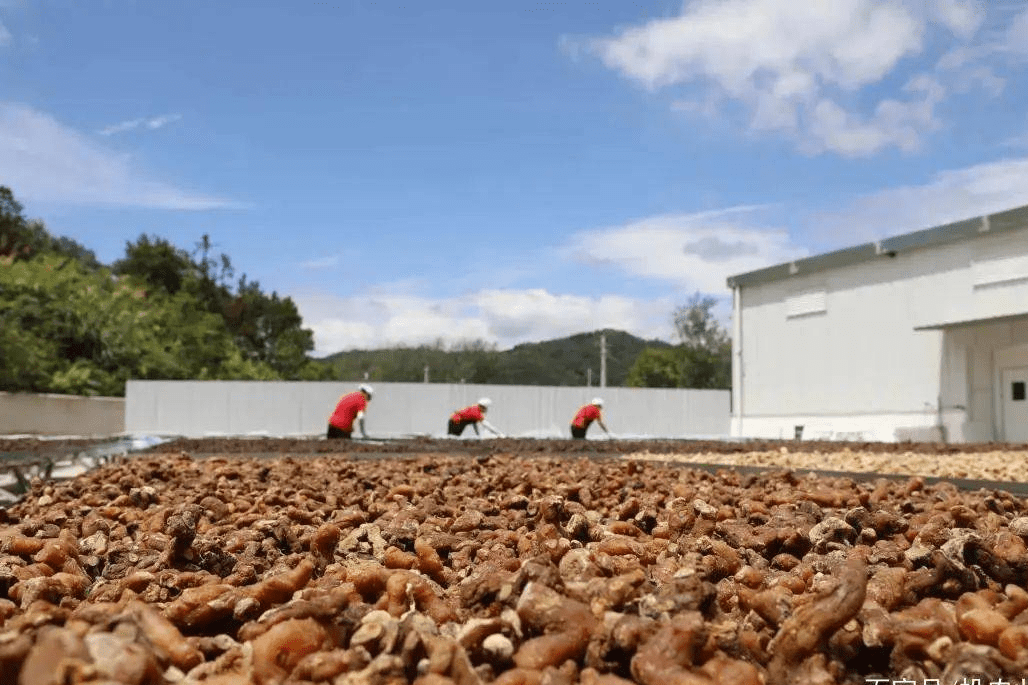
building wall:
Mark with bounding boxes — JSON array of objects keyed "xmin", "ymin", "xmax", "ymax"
[
  {"xmin": 943, "ymin": 317, "xmax": 1028, "ymax": 442},
  {"xmin": 0, "ymin": 392, "xmax": 125, "ymax": 437},
  {"xmin": 126, "ymin": 381, "xmax": 730, "ymax": 439},
  {"xmin": 734, "ymin": 225, "xmax": 1028, "ymax": 442}
]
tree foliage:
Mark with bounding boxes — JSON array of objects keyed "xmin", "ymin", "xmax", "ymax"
[
  {"xmin": 1, "ymin": 187, "xmax": 101, "ymax": 268},
  {"xmin": 225, "ymin": 276, "xmax": 322, "ymax": 378},
  {"xmin": 112, "ymin": 232, "xmax": 327, "ymax": 380},
  {"xmin": 624, "ymin": 348, "xmax": 682, "ymax": 388},
  {"xmin": 626, "ymin": 293, "xmax": 731, "ymax": 389},
  {"xmin": 673, "ymin": 293, "xmax": 730, "ymax": 352},
  {"xmin": 0, "ymin": 255, "xmax": 279, "ymax": 395},
  {"xmin": 112, "ymin": 234, "xmax": 194, "ymax": 296},
  {"xmin": 0, "ymin": 185, "xmax": 331, "ymax": 395},
  {"xmin": 0, "ymin": 186, "xmax": 33, "ymax": 261}
]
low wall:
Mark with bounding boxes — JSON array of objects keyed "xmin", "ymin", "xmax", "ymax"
[
  {"xmin": 126, "ymin": 380, "xmax": 729, "ymax": 439},
  {"xmin": 0, "ymin": 392, "xmax": 125, "ymax": 437}
]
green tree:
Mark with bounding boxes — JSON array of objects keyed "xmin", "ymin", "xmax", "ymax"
[
  {"xmin": 0, "ymin": 186, "xmax": 32, "ymax": 260},
  {"xmin": 0, "ymin": 189, "xmax": 331, "ymax": 393},
  {"xmin": 0, "ymin": 254, "xmax": 285, "ymax": 395},
  {"xmin": 625, "ymin": 348, "xmax": 682, "ymax": 387},
  {"xmin": 49, "ymin": 235, "xmax": 103, "ymax": 271},
  {"xmin": 225, "ymin": 276, "xmax": 317, "ymax": 377},
  {"xmin": 0, "ymin": 186, "xmax": 100, "ymax": 267},
  {"xmin": 112, "ymin": 232, "xmax": 323, "ymax": 379},
  {"xmin": 0, "ymin": 187, "xmax": 56, "ymax": 263},
  {"xmin": 673, "ymin": 293, "xmax": 729, "ymax": 351},
  {"xmin": 0, "ymin": 317, "xmax": 53, "ymax": 391},
  {"xmin": 674, "ymin": 293, "xmax": 731, "ymax": 389},
  {"xmin": 190, "ymin": 233, "xmax": 235, "ymax": 315},
  {"xmin": 112, "ymin": 234, "xmax": 195, "ymax": 296},
  {"xmin": 627, "ymin": 293, "xmax": 731, "ymax": 389}
]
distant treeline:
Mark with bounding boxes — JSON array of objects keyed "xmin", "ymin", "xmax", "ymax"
[{"xmin": 321, "ymin": 330, "xmax": 667, "ymax": 387}]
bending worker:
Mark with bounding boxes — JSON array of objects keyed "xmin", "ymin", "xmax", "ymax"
[
  {"xmin": 571, "ymin": 397, "xmax": 609, "ymax": 439},
  {"xmin": 327, "ymin": 384, "xmax": 373, "ymax": 439},
  {"xmin": 448, "ymin": 398, "xmax": 504, "ymax": 438}
]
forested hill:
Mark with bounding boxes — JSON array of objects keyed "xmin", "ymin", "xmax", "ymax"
[{"xmin": 321, "ymin": 329, "xmax": 671, "ymax": 387}]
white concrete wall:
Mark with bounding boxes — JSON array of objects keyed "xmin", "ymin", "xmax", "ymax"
[
  {"xmin": 734, "ymin": 224, "xmax": 1028, "ymax": 442},
  {"xmin": 126, "ymin": 381, "xmax": 730, "ymax": 439},
  {"xmin": 0, "ymin": 392, "xmax": 125, "ymax": 437}
]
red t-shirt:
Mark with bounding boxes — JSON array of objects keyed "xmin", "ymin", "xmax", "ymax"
[
  {"xmin": 329, "ymin": 392, "xmax": 368, "ymax": 431},
  {"xmin": 451, "ymin": 405, "xmax": 485, "ymax": 424},
  {"xmin": 572, "ymin": 404, "xmax": 601, "ymax": 429}
]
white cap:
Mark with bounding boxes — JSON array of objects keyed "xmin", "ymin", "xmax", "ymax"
[
  {"xmin": 478, "ymin": 397, "xmax": 492, "ymax": 408},
  {"xmin": 359, "ymin": 384, "xmax": 374, "ymax": 398},
  {"xmin": 591, "ymin": 397, "xmax": 604, "ymax": 406}
]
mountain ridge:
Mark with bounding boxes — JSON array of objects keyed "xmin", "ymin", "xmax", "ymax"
[{"xmin": 320, "ymin": 329, "xmax": 671, "ymax": 387}]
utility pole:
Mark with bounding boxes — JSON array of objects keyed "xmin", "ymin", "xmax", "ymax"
[
  {"xmin": 600, "ymin": 333, "xmax": 607, "ymax": 388},
  {"xmin": 424, "ymin": 365, "xmax": 429, "ymax": 383},
  {"xmin": 587, "ymin": 368, "xmax": 592, "ymax": 387}
]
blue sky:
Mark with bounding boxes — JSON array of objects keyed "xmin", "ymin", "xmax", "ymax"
[{"xmin": 2, "ymin": 0, "xmax": 1028, "ymax": 355}]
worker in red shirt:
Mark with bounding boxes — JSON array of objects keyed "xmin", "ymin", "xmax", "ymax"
[
  {"xmin": 448, "ymin": 398, "xmax": 504, "ymax": 438},
  {"xmin": 327, "ymin": 384, "xmax": 373, "ymax": 439},
  {"xmin": 571, "ymin": 398, "xmax": 609, "ymax": 439}
]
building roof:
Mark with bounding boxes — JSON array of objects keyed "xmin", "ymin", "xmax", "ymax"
[{"xmin": 726, "ymin": 204, "xmax": 1028, "ymax": 289}]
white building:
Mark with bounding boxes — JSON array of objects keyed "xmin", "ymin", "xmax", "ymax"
[{"xmin": 726, "ymin": 205, "xmax": 1028, "ymax": 443}]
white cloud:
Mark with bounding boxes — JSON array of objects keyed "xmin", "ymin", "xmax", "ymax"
[
  {"xmin": 931, "ymin": 0, "xmax": 986, "ymax": 39},
  {"xmin": 592, "ymin": 1, "xmax": 922, "ymax": 92},
  {"xmin": 804, "ymin": 76, "xmax": 944, "ymax": 156},
  {"xmin": 473, "ymin": 289, "xmax": 665, "ymax": 342},
  {"xmin": 1007, "ymin": 7, "xmax": 1028, "ymax": 56},
  {"xmin": 565, "ymin": 207, "xmax": 808, "ymax": 293},
  {"xmin": 300, "ymin": 254, "xmax": 341, "ymax": 270},
  {"xmin": 564, "ymin": 156, "xmax": 1028, "ymax": 291},
  {"xmin": 581, "ymin": 0, "xmax": 1004, "ymax": 156},
  {"xmin": 0, "ymin": 21, "xmax": 10, "ymax": 47},
  {"xmin": 0, "ymin": 102, "xmax": 239, "ymax": 209},
  {"xmin": 98, "ymin": 113, "xmax": 183, "ymax": 137},
  {"xmin": 814, "ymin": 156, "xmax": 1028, "ymax": 244},
  {"xmin": 296, "ymin": 288, "xmax": 672, "ymax": 355},
  {"xmin": 1002, "ymin": 132, "xmax": 1028, "ymax": 149}
]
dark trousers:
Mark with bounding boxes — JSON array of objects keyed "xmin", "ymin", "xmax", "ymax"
[
  {"xmin": 448, "ymin": 419, "xmax": 470, "ymax": 436},
  {"xmin": 571, "ymin": 425, "xmax": 587, "ymax": 439},
  {"xmin": 327, "ymin": 424, "xmax": 352, "ymax": 439}
]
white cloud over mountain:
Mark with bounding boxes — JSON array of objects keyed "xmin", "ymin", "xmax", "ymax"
[{"xmin": 297, "ymin": 288, "xmax": 673, "ymax": 356}]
